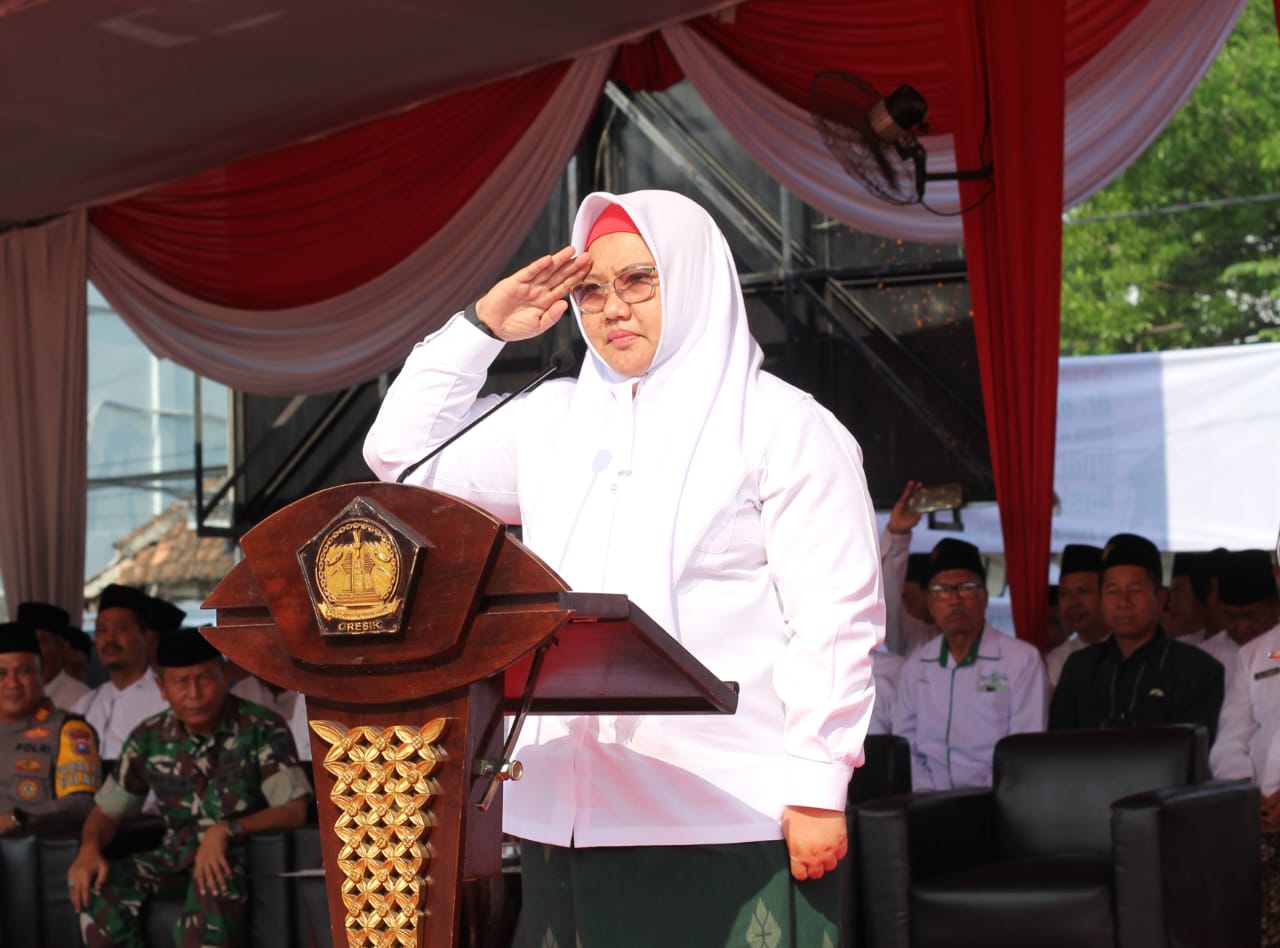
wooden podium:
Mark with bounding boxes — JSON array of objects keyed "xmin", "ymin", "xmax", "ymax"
[{"xmin": 201, "ymin": 482, "xmax": 737, "ymax": 948}]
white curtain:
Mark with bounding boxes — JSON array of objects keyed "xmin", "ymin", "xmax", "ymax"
[
  {"xmin": 662, "ymin": 0, "xmax": 1245, "ymax": 242},
  {"xmin": 0, "ymin": 212, "xmax": 88, "ymax": 615},
  {"xmin": 87, "ymin": 49, "xmax": 614, "ymax": 396}
]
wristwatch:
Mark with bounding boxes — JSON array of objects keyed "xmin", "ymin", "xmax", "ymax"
[{"xmin": 225, "ymin": 817, "xmax": 245, "ymax": 841}]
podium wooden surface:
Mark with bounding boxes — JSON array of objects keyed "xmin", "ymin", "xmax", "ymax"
[{"xmin": 202, "ymin": 482, "xmax": 736, "ymax": 948}]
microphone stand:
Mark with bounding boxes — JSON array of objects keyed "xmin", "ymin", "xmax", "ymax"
[{"xmin": 395, "ymin": 350, "xmax": 574, "ymax": 484}]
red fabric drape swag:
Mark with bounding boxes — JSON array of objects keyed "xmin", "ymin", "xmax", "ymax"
[
  {"xmin": 92, "ymin": 62, "xmax": 572, "ymax": 309},
  {"xmin": 945, "ymin": 0, "xmax": 1067, "ymax": 647},
  {"xmin": 690, "ymin": 0, "xmax": 1146, "ymax": 135},
  {"xmin": 89, "ymin": 0, "xmax": 1154, "ymax": 316}
]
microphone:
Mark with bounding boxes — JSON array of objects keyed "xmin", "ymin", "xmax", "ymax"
[{"xmin": 395, "ymin": 349, "xmax": 576, "ymax": 484}]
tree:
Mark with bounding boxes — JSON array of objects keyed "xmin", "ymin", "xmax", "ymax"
[{"xmin": 1059, "ymin": 0, "xmax": 1280, "ymax": 354}]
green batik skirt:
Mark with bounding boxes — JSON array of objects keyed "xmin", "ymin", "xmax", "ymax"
[{"xmin": 517, "ymin": 839, "xmax": 845, "ymax": 948}]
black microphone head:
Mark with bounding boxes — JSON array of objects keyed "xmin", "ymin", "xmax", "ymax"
[{"xmin": 549, "ymin": 349, "xmax": 576, "ymax": 374}]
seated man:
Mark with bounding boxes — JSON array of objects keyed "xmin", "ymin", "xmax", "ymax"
[
  {"xmin": 892, "ymin": 538, "xmax": 1047, "ymax": 790},
  {"xmin": 1043, "ymin": 544, "xmax": 1107, "ymax": 686},
  {"xmin": 880, "ymin": 480, "xmax": 939, "ymax": 656},
  {"xmin": 1198, "ymin": 549, "xmax": 1280, "ymax": 689},
  {"xmin": 73, "ymin": 584, "xmax": 169, "ymax": 759},
  {"xmin": 1163, "ymin": 551, "xmax": 1214, "ymax": 644},
  {"xmin": 17, "ymin": 601, "xmax": 90, "ymax": 710},
  {"xmin": 68, "ymin": 628, "xmax": 312, "ymax": 948},
  {"xmin": 1050, "ymin": 533, "xmax": 1225, "ymax": 740},
  {"xmin": 0, "ymin": 621, "xmax": 101, "ymax": 834}
]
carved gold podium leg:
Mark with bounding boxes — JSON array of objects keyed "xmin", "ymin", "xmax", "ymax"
[{"xmin": 311, "ymin": 719, "xmax": 449, "ymax": 947}]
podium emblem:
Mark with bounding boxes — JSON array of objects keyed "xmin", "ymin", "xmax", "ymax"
[{"xmin": 298, "ymin": 497, "xmax": 425, "ymax": 637}]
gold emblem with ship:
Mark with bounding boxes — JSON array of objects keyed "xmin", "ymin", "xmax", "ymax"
[{"xmin": 314, "ymin": 518, "xmax": 402, "ymax": 631}]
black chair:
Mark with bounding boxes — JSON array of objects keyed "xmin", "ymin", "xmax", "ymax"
[
  {"xmin": 856, "ymin": 726, "xmax": 1259, "ymax": 948},
  {"xmin": 849, "ymin": 734, "xmax": 912, "ymax": 806}
]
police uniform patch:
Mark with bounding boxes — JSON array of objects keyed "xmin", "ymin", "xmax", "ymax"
[
  {"xmin": 56, "ymin": 719, "xmax": 101, "ymax": 797},
  {"xmin": 33, "ymin": 705, "xmax": 49, "ymax": 723},
  {"xmin": 15, "ymin": 759, "xmax": 40, "ymax": 773},
  {"xmin": 23, "ymin": 727, "xmax": 50, "ymax": 740},
  {"xmin": 66, "ymin": 725, "xmax": 94, "ymax": 756},
  {"xmin": 17, "ymin": 778, "xmax": 38, "ymax": 800}
]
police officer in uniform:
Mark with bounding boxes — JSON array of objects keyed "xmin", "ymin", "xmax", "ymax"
[
  {"xmin": 69, "ymin": 627, "xmax": 312, "ymax": 948},
  {"xmin": 0, "ymin": 620, "xmax": 101, "ymax": 834},
  {"xmin": 892, "ymin": 538, "xmax": 1048, "ymax": 790},
  {"xmin": 1049, "ymin": 533, "xmax": 1226, "ymax": 740}
]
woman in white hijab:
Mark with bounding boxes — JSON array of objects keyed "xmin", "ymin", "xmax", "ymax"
[{"xmin": 365, "ymin": 189, "xmax": 883, "ymax": 946}]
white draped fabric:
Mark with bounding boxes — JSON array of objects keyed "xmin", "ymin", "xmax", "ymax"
[
  {"xmin": 86, "ymin": 50, "xmax": 614, "ymax": 396},
  {"xmin": 662, "ymin": 0, "xmax": 1244, "ymax": 242},
  {"xmin": 0, "ymin": 212, "xmax": 88, "ymax": 614}
]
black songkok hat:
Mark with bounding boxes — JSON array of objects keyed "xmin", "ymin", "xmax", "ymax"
[
  {"xmin": 156, "ymin": 627, "xmax": 222, "ymax": 668},
  {"xmin": 1100, "ymin": 533, "xmax": 1163, "ymax": 582},
  {"xmin": 1218, "ymin": 550, "xmax": 1278, "ymax": 606},
  {"xmin": 1060, "ymin": 544, "xmax": 1103, "ymax": 577},
  {"xmin": 66, "ymin": 627, "xmax": 93, "ymax": 656},
  {"xmin": 16, "ymin": 601, "xmax": 70, "ymax": 638},
  {"xmin": 0, "ymin": 621, "xmax": 40, "ymax": 655},
  {"xmin": 147, "ymin": 597, "xmax": 187, "ymax": 635},
  {"xmin": 905, "ymin": 553, "xmax": 932, "ymax": 585},
  {"xmin": 925, "ymin": 538, "xmax": 985, "ymax": 584},
  {"xmin": 97, "ymin": 584, "xmax": 153, "ymax": 623},
  {"xmin": 1048, "ymin": 585, "xmax": 1059, "ymax": 608},
  {"xmin": 1171, "ymin": 551, "xmax": 1213, "ymax": 603}
]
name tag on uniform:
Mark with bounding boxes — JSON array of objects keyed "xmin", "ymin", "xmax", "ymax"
[
  {"xmin": 977, "ymin": 671, "xmax": 1010, "ymax": 693},
  {"xmin": 1255, "ymin": 667, "xmax": 1280, "ymax": 681}
]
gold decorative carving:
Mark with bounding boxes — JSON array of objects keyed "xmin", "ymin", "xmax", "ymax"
[{"xmin": 310, "ymin": 719, "xmax": 449, "ymax": 947}]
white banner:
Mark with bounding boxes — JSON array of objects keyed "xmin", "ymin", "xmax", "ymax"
[{"xmin": 885, "ymin": 342, "xmax": 1280, "ymax": 560}]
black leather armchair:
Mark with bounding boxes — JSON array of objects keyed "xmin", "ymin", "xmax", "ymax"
[{"xmin": 856, "ymin": 726, "xmax": 1260, "ymax": 948}]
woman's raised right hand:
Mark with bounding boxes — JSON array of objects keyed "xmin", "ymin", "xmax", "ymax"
[{"xmin": 474, "ymin": 246, "xmax": 592, "ymax": 342}]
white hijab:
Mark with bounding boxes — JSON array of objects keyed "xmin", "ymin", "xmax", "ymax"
[{"xmin": 528, "ymin": 190, "xmax": 765, "ymax": 638}]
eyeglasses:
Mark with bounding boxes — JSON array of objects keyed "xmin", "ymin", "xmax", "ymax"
[
  {"xmin": 571, "ymin": 267, "xmax": 658, "ymax": 313},
  {"xmin": 927, "ymin": 581, "xmax": 985, "ymax": 600}
]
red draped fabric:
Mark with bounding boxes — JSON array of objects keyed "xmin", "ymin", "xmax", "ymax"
[
  {"xmin": 92, "ymin": 62, "xmax": 572, "ymax": 309},
  {"xmin": 91, "ymin": 0, "xmax": 1153, "ymax": 315},
  {"xmin": 946, "ymin": 0, "xmax": 1067, "ymax": 647},
  {"xmin": 689, "ymin": 0, "xmax": 1146, "ymax": 134},
  {"xmin": 80, "ymin": 0, "xmax": 1243, "ymax": 644}
]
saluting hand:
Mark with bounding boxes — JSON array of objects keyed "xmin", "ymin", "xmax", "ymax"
[
  {"xmin": 475, "ymin": 246, "xmax": 592, "ymax": 342},
  {"xmin": 781, "ymin": 805, "xmax": 848, "ymax": 881}
]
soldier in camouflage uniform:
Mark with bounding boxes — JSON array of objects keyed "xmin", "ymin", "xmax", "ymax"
[
  {"xmin": 0, "ymin": 621, "xmax": 101, "ymax": 834},
  {"xmin": 68, "ymin": 627, "xmax": 312, "ymax": 947}
]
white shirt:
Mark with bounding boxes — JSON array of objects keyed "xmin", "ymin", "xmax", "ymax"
[
  {"xmin": 893, "ymin": 624, "xmax": 1048, "ymax": 791},
  {"xmin": 72, "ymin": 668, "xmax": 168, "ymax": 759},
  {"xmin": 1198, "ymin": 630, "xmax": 1239, "ymax": 690},
  {"xmin": 45, "ymin": 669, "xmax": 90, "ymax": 711},
  {"xmin": 1210, "ymin": 621, "xmax": 1280, "ymax": 793},
  {"xmin": 870, "ymin": 649, "xmax": 904, "ymax": 735},
  {"xmin": 231, "ymin": 675, "xmax": 312, "ymax": 762},
  {"xmin": 879, "ymin": 528, "xmax": 937, "ymax": 657},
  {"xmin": 364, "ymin": 315, "xmax": 883, "ymax": 847},
  {"xmin": 1045, "ymin": 633, "xmax": 1089, "ymax": 686}
]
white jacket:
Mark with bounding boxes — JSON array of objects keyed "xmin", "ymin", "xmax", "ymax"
[
  {"xmin": 1210, "ymin": 621, "xmax": 1280, "ymax": 793},
  {"xmin": 893, "ymin": 625, "xmax": 1048, "ymax": 791}
]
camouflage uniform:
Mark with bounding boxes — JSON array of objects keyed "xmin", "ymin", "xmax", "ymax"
[
  {"xmin": 0, "ymin": 697, "xmax": 100, "ymax": 823},
  {"xmin": 80, "ymin": 695, "xmax": 312, "ymax": 948}
]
